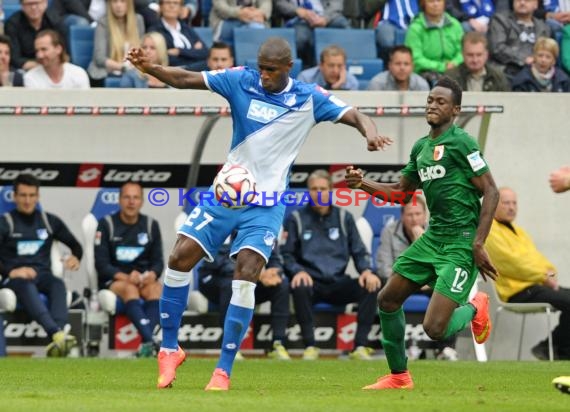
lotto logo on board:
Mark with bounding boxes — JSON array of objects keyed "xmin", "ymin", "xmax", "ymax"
[{"xmin": 76, "ymin": 164, "xmax": 103, "ymax": 187}]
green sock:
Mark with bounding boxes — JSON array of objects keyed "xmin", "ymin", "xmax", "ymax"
[
  {"xmin": 380, "ymin": 307, "xmax": 408, "ymax": 373},
  {"xmin": 443, "ymin": 303, "xmax": 476, "ymax": 339}
]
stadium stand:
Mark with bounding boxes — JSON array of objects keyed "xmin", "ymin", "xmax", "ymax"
[
  {"xmin": 193, "ymin": 26, "xmax": 214, "ymax": 48},
  {"xmin": 69, "ymin": 25, "xmax": 95, "ymax": 71}
]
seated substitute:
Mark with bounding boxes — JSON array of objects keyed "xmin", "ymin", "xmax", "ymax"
[
  {"xmin": 0, "ymin": 174, "xmax": 82, "ymax": 357},
  {"xmin": 94, "ymin": 181, "xmax": 163, "ymax": 357},
  {"xmin": 377, "ymin": 196, "xmax": 458, "ymax": 360},
  {"xmin": 198, "ymin": 234, "xmax": 291, "ymax": 360},
  {"xmin": 282, "ymin": 169, "xmax": 383, "ymax": 360},
  {"xmin": 485, "ymin": 187, "xmax": 570, "ymax": 360}
]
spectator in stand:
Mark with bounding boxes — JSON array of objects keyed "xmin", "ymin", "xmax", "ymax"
[
  {"xmin": 445, "ymin": 31, "xmax": 510, "ymax": 90},
  {"xmin": 533, "ymin": 0, "xmax": 570, "ymax": 40},
  {"xmin": 210, "ymin": 0, "xmax": 271, "ymax": 47},
  {"xmin": 367, "ymin": 45, "xmax": 430, "ymax": 90},
  {"xmin": 371, "ymin": 0, "xmax": 420, "ymax": 63},
  {"xmin": 446, "ymin": 0, "xmax": 495, "ymax": 33},
  {"xmin": 51, "ymin": 0, "xmax": 105, "ymax": 30},
  {"xmin": 282, "ymin": 169, "xmax": 383, "ymax": 361},
  {"xmin": 297, "ymin": 45, "xmax": 359, "ymax": 90},
  {"xmin": 24, "ymin": 29, "xmax": 90, "ymax": 88},
  {"xmin": 207, "ymin": 41, "xmax": 234, "ymax": 70},
  {"xmin": 488, "ymin": 0, "xmax": 550, "ymax": 81},
  {"xmin": 560, "ymin": 19, "xmax": 570, "ymax": 73},
  {"xmin": 5, "ymin": 0, "xmax": 66, "ymax": 70},
  {"xmin": 120, "ymin": 32, "xmax": 170, "ymax": 87},
  {"xmin": 405, "ymin": 0, "xmax": 464, "ymax": 87},
  {"xmin": 0, "ymin": 35, "xmax": 24, "ymax": 87},
  {"xmin": 511, "ymin": 36, "xmax": 570, "ymax": 91},
  {"xmin": 88, "ymin": 0, "xmax": 144, "ymax": 87},
  {"xmin": 150, "ymin": 0, "xmax": 208, "ymax": 70},
  {"xmin": 274, "ymin": 0, "xmax": 350, "ymax": 68}
]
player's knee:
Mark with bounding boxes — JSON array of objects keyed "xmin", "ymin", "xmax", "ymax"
[
  {"xmin": 377, "ymin": 289, "xmax": 399, "ymax": 312},
  {"xmin": 423, "ymin": 321, "xmax": 446, "ymax": 341}
]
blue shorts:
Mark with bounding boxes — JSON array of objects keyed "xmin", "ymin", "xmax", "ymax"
[{"xmin": 177, "ymin": 201, "xmax": 285, "ymax": 263}]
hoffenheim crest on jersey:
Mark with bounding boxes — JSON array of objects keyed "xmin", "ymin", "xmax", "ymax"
[
  {"xmin": 433, "ymin": 145, "xmax": 445, "ymax": 161},
  {"xmin": 264, "ymin": 231, "xmax": 275, "ymax": 246},
  {"xmin": 283, "ymin": 93, "xmax": 296, "ymax": 107},
  {"xmin": 138, "ymin": 233, "xmax": 149, "ymax": 245},
  {"xmin": 329, "ymin": 227, "xmax": 340, "ymax": 240},
  {"xmin": 303, "ymin": 230, "xmax": 312, "ymax": 241},
  {"xmin": 36, "ymin": 228, "xmax": 48, "ymax": 240}
]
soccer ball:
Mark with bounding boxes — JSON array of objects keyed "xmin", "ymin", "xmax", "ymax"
[{"xmin": 213, "ymin": 164, "xmax": 256, "ymax": 208}]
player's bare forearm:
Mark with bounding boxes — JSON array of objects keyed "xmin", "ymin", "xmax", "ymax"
[
  {"xmin": 144, "ymin": 64, "xmax": 207, "ymax": 89},
  {"xmin": 339, "ymin": 108, "xmax": 376, "ymax": 138},
  {"xmin": 350, "ymin": 173, "xmax": 418, "ymax": 201},
  {"xmin": 472, "ymin": 172, "xmax": 499, "ymax": 247}
]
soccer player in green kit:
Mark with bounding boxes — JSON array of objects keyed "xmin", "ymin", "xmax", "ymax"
[{"xmin": 346, "ymin": 77, "xmax": 500, "ymax": 389}]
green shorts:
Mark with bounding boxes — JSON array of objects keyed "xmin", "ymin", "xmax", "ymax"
[{"xmin": 392, "ymin": 232, "xmax": 477, "ymax": 305}]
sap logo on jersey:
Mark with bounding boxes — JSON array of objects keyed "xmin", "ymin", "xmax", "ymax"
[
  {"xmin": 17, "ymin": 240, "xmax": 44, "ymax": 256},
  {"xmin": 419, "ymin": 165, "xmax": 446, "ymax": 182},
  {"xmin": 115, "ymin": 246, "xmax": 144, "ymax": 262},
  {"xmin": 247, "ymin": 99, "xmax": 288, "ymax": 124}
]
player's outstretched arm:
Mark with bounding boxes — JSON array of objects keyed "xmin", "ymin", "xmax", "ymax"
[
  {"xmin": 338, "ymin": 108, "xmax": 393, "ymax": 151},
  {"xmin": 126, "ymin": 47, "xmax": 207, "ymax": 90},
  {"xmin": 345, "ymin": 166, "xmax": 419, "ymax": 201},
  {"xmin": 471, "ymin": 172, "xmax": 500, "ymax": 281}
]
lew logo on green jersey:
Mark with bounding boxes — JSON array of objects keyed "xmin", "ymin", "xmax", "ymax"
[{"xmin": 419, "ymin": 165, "xmax": 446, "ymax": 182}]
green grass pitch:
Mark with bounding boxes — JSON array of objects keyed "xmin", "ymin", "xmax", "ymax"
[{"xmin": 1, "ymin": 358, "xmax": 569, "ymax": 412}]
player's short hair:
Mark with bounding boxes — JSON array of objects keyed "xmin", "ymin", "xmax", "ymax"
[
  {"xmin": 208, "ymin": 41, "xmax": 233, "ymax": 59},
  {"xmin": 36, "ymin": 29, "xmax": 69, "ymax": 63},
  {"xmin": 389, "ymin": 45, "xmax": 413, "ymax": 62},
  {"xmin": 119, "ymin": 181, "xmax": 144, "ymax": 197},
  {"xmin": 307, "ymin": 169, "xmax": 332, "ymax": 189},
  {"xmin": 462, "ymin": 31, "xmax": 488, "ymax": 50},
  {"xmin": 14, "ymin": 174, "xmax": 40, "ymax": 193},
  {"xmin": 320, "ymin": 45, "xmax": 346, "ymax": 64},
  {"xmin": 534, "ymin": 36, "xmax": 559, "ymax": 59},
  {"xmin": 434, "ymin": 76, "xmax": 462, "ymax": 106},
  {"xmin": 258, "ymin": 37, "xmax": 292, "ymax": 65}
]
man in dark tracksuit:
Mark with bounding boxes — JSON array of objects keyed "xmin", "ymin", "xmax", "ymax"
[
  {"xmin": 282, "ymin": 170, "xmax": 383, "ymax": 360},
  {"xmin": 198, "ymin": 238, "xmax": 291, "ymax": 359},
  {"xmin": 95, "ymin": 181, "xmax": 163, "ymax": 357},
  {"xmin": 0, "ymin": 174, "xmax": 83, "ymax": 357}
]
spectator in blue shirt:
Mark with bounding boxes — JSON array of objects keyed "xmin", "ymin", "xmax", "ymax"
[{"xmin": 297, "ymin": 45, "xmax": 359, "ymax": 90}]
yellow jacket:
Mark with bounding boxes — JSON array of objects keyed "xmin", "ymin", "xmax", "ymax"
[{"xmin": 485, "ymin": 219, "xmax": 557, "ymax": 301}]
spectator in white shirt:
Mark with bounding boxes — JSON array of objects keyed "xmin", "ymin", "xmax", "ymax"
[{"xmin": 24, "ymin": 30, "xmax": 90, "ymax": 89}]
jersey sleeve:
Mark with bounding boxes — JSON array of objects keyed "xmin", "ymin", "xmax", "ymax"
[
  {"xmin": 454, "ymin": 134, "xmax": 490, "ymax": 179},
  {"xmin": 311, "ymin": 85, "xmax": 352, "ymax": 123},
  {"xmin": 202, "ymin": 67, "xmax": 246, "ymax": 101},
  {"xmin": 400, "ymin": 139, "xmax": 423, "ymax": 185}
]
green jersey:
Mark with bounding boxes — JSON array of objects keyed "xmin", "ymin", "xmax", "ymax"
[{"xmin": 401, "ymin": 124, "xmax": 489, "ymax": 241}]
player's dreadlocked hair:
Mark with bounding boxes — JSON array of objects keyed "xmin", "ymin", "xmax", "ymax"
[{"xmin": 434, "ymin": 76, "xmax": 462, "ymax": 106}]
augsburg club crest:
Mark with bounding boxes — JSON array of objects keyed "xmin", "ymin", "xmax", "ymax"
[{"xmin": 433, "ymin": 145, "xmax": 445, "ymax": 161}]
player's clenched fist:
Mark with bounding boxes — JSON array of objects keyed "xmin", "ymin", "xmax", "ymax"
[{"xmin": 345, "ymin": 166, "xmax": 364, "ymax": 189}]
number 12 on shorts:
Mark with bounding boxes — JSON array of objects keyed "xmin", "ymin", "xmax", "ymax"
[
  {"xmin": 451, "ymin": 267, "xmax": 468, "ymax": 293},
  {"xmin": 185, "ymin": 207, "xmax": 213, "ymax": 230}
]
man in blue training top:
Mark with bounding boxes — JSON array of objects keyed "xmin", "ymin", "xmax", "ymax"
[{"xmin": 127, "ymin": 37, "xmax": 392, "ymax": 391}]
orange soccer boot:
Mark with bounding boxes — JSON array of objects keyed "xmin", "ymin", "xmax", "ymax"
[
  {"xmin": 470, "ymin": 292, "xmax": 492, "ymax": 344},
  {"xmin": 156, "ymin": 346, "xmax": 186, "ymax": 389}
]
